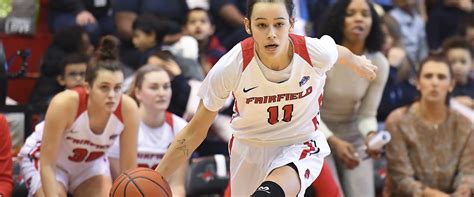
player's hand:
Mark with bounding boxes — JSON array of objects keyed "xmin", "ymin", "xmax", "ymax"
[
  {"xmin": 388, "ymin": 47, "xmax": 406, "ymax": 68},
  {"xmin": 76, "ymin": 11, "xmax": 96, "ymax": 26},
  {"xmin": 352, "ymin": 55, "xmax": 377, "ymax": 81},
  {"xmin": 328, "ymin": 136, "xmax": 359, "ymax": 169},
  {"xmin": 363, "ymin": 132, "xmax": 383, "ymax": 159},
  {"xmin": 162, "ymin": 59, "xmax": 182, "ymax": 78}
]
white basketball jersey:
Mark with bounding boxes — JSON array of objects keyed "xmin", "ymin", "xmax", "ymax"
[
  {"xmin": 108, "ymin": 112, "xmax": 187, "ymax": 169},
  {"xmin": 232, "ymin": 34, "xmax": 330, "ymax": 146},
  {"xmin": 19, "ymin": 87, "xmax": 124, "ymax": 170}
]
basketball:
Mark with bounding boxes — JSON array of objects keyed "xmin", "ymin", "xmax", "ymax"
[{"xmin": 110, "ymin": 167, "xmax": 172, "ymax": 197}]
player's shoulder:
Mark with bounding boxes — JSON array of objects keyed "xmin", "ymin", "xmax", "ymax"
[
  {"xmin": 221, "ymin": 41, "xmax": 245, "ymax": 63},
  {"xmin": 49, "ymin": 89, "xmax": 80, "ymax": 110},
  {"xmin": 120, "ymin": 94, "xmax": 139, "ymax": 114}
]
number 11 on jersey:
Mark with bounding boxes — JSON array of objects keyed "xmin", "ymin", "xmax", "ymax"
[{"xmin": 267, "ymin": 104, "xmax": 294, "ymax": 125}]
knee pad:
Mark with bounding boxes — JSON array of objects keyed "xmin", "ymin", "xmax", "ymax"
[{"xmin": 251, "ymin": 181, "xmax": 285, "ymax": 197}]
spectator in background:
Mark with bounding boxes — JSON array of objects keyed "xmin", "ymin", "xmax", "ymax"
[
  {"xmin": 377, "ymin": 14, "xmax": 417, "ymax": 122},
  {"xmin": 48, "ymin": 0, "xmax": 115, "ymax": 45},
  {"xmin": 147, "ymin": 51, "xmax": 191, "ymax": 118},
  {"xmin": 183, "ymin": 8, "xmax": 227, "ymax": 75},
  {"xmin": 318, "ymin": 0, "xmax": 389, "ymax": 196},
  {"xmin": 29, "ymin": 54, "xmax": 88, "ymax": 115},
  {"xmin": 202, "ymin": 0, "xmax": 248, "ymax": 50},
  {"xmin": 426, "ymin": 0, "xmax": 472, "ymax": 50},
  {"xmin": 461, "ymin": 13, "xmax": 474, "ymax": 51},
  {"xmin": 389, "ymin": 0, "xmax": 428, "ymax": 67},
  {"xmin": 29, "ymin": 26, "xmax": 93, "ymax": 113},
  {"xmin": 109, "ymin": 65, "xmax": 188, "ymax": 197},
  {"xmin": 310, "ymin": 0, "xmax": 336, "ymax": 35},
  {"xmin": 112, "ymin": 0, "xmax": 202, "ymax": 67},
  {"xmin": 442, "ymin": 36, "xmax": 474, "ymax": 108},
  {"xmin": 0, "ymin": 114, "xmax": 13, "ymax": 197},
  {"xmin": 385, "ymin": 54, "xmax": 474, "ymax": 196},
  {"xmin": 121, "ymin": 13, "xmax": 169, "ymax": 70},
  {"xmin": 112, "ymin": 0, "xmax": 188, "ymax": 42},
  {"xmin": 122, "ymin": 13, "xmax": 203, "ymax": 80}
]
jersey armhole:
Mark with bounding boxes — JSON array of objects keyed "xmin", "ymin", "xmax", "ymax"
[
  {"xmin": 74, "ymin": 87, "xmax": 88, "ymax": 119},
  {"xmin": 114, "ymin": 96, "xmax": 124, "ymax": 123},
  {"xmin": 289, "ymin": 34, "xmax": 312, "ymax": 66}
]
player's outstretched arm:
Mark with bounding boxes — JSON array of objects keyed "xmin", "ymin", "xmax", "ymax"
[
  {"xmin": 335, "ymin": 45, "xmax": 377, "ymax": 81},
  {"xmin": 156, "ymin": 100, "xmax": 217, "ymax": 179}
]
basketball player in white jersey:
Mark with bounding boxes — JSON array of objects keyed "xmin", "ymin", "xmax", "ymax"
[
  {"xmin": 156, "ymin": 0, "xmax": 378, "ymax": 196},
  {"xmin": 108, "ymin": 65, "xmax": 188, "ymax": 196},
  {"xmin": 18, "ymin": 36, "xmax": 139, "ymax": 197}
]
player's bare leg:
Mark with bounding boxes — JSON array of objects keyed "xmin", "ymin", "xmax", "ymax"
[{"xmin": 73, "ymin": 175, "xmax": 112, "ymax": 197}]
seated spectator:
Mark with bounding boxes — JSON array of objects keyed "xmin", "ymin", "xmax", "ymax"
[
  {"xmin": 122, "ymin": 14, "xmax": 204, "ymax": 80},
  {"xmin": 30, "ymin": 25, "xmax": 93, "ymax": 113},
  {"xmin": 461, "ymin": 13, "xmax": 474, "ymax": 51},
  {"xmin": 389, "ymin": 0, "xmax": 428, "ymax": 66},
  {"xmin": 377, "ymin": 14, "xmax": 417, "ymax": 122},
  {"xmin": 385, "ymin": 54, "xmax": 474, "ymax": 196},
  {"xmin": 183, "ymin": 8, "xmax": 227, "ymax": 75},
  {"xmin": 426, "ymin": 0, "xmax": 471, "ymax": 50},
  {"xmin": 185, "ymin": 0, "xmax": 247, "ymax": 51},
  {"xmin": 48, "ymin": 0, "xmax": 115, "ymax": 45},
  {"xmin": 147, "ymin": 51, "xmax": 191, "ymax": 117},
  {"xmin": 121, "ymin": 14, "xmax": 169, "ymax": 70},
  {"xmin": 29, "ymin": 53, "xmax": 88, "ymax": 114},
  {"xmin": 442, "ymin": 36, "xmax": 474, "ymax": 108},
  {"xmin": 0, "ymin": 114, "xmax": 13, "ymax": 197},
  {"xmin": 108, "ymin": 65, "xmax": 188, "ymax": 196},
  {"xmin": 111, "ymin": 0, "xmax": 188, "ymax": 42}
]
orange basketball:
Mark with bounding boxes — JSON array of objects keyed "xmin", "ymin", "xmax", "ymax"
[{"xmin": 110, "ymin": 167, "xmax": 172, "ymax": 197}]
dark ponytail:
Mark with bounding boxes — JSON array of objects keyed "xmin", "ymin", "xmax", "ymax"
[{"xmin": 86, "ymin": 35, "xmax": 123, "ymax": 85}]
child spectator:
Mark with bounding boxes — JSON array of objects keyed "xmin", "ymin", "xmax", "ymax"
[
  {"xmin": 121, "ymin": 13, "xmax": 169, "ymax": 70},
  {"xmin": 123, "ymin": 14, "xmax": 204, "ymax": 80},
  {"xmin": 30, "ymin": 26, "xmax": 93, "ymax": 113},
  {"xmin": 183, "ymin": 8, "xmax": 227, "ymax": 75},
  {"xmin": 30, "ymin": 54, "xmax": 89, "ymax": 114},
  {"xmin": 377, "ymin": 14, "xmax": 417, "ymax": 122},
  {"xmin": 442, "ymin": 36, "xmax": 474, "ymax": 108}
]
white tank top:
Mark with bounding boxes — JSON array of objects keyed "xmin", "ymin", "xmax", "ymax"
[
  {"xmin": 108, "ymin": 112, "xmax": 187, "ymax": 169},
  {"xmin": 232, "ymin": 34, "xmax": 328, "ymax": 146},
  {"xmin": 20, "ymin": 87, "xmax": 124, "ymax": 170},
  {"xmin": 198, "ymin": 34, "xmax": 338, "ymax": 146}
]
